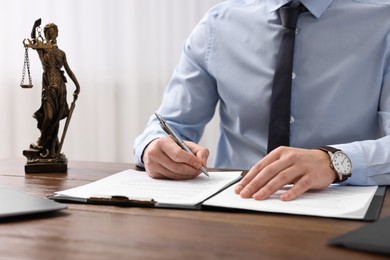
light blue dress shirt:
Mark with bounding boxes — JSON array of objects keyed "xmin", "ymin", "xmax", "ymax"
[{"xmin": 134, "ymin": 0, "xmax": 390, "ymax": 186}]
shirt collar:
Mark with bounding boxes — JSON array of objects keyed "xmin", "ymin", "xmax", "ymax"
[{"xmin": 267, "ymin": 0, "xmax": 334, "ymax": 18}]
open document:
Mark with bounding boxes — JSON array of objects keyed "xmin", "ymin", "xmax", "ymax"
[
  {"xmin": 50, "ymin": 169, "xmax": 384, "ymax": 220},
  {"xmin": 51, "ymin": 169, "xmax": 242, "ymax": 209},
  {"xmin": 203, "ymin": 184, "xmax": 381, "ymax": 220}
]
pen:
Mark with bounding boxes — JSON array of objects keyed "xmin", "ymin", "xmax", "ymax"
[{"xmin": 155, "ymin": 112, "xmax": 210, "ymax": 177}]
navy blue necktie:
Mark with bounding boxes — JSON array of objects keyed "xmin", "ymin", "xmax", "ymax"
[{"xmin": 267, "ymin": 2, "xmax": 306, "ymax": 153}]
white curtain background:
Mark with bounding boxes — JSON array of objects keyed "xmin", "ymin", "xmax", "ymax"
[{"xmin": 0, "ymin": 0, "xmax": 222, "ymax": 163}]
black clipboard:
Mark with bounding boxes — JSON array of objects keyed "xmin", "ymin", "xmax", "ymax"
[{"xmin": 363, "ymin": 186, "xmax": 387, "ymax": 221}]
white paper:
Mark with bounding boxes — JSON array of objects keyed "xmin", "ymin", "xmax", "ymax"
[
  {"xmin": 203, "ymin": 184, "xmax": 378, "ymax": 219},
  {"xmin": 54, "ymin": 169, "xmax": 242, "ymax": 206}
]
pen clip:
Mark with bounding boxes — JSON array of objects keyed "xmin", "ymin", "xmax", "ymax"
[
  {"xmin": 155, "ymin": 112, "xmax": 179, "ymax": 140},
  {"xmin": 155, "ymin": 113, "xmax": 170, "ymax": 134},
  {"xmin": 155, "ymin": 112, "xmax": 190, "ymax": 150}
]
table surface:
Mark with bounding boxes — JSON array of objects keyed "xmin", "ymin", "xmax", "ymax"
[{"xmin": 0, "ymin": 158, "xmax": 389, "ymax": 260}]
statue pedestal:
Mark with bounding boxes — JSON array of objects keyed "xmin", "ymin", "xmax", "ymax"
[{"xmin": 23, "ymin": 149, "xmax": 67, "ymax": 173}]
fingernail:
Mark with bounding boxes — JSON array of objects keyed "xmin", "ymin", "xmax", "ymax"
[
  {"xmin": 240, "ymin": 188, "xmax": 250, "ymax": 198},
  {"xmin": 234, "ymin": 185, "xmax": 243, "ymax": 194},
  {"xmin": 254, "ymin": 191, "xmax": 265, "ymax": 200},
  {"xmin": 280, "ymin": 193, "xmax": 290, "ymax": 201}
]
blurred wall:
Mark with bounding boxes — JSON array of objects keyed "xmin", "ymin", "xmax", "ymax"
[{"xmin": 0, "ymin": 0, "xmax": 222, "ymax": 163}]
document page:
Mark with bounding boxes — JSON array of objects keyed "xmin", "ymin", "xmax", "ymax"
[
  {"xmin": 203, "ymin": 184, "xmax": 378, "ymax": 219},
  {"xmin": 53, "ymin": 169, "xmax": 242, "ymax": 207}
]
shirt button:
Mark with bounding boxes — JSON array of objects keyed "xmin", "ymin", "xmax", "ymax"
[
  {"xmin": 290, "ymin": 116, "xmax": 295, "ymax": 124},
  {"xmin": 292, "ymin": 72, "xmax": 296, "ymax": 79}
]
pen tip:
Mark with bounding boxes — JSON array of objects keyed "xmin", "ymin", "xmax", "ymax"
[{"xmin": 201, "ymin": 168, "xmax": 210, "ymax": 177}]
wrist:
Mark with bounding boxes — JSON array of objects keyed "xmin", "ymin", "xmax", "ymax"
[
  {"xmin": 141, "ymin": 138, "xmax": 159, "ymax": 164},
  {"xmin": 312, "ymin": 149, "xmax": 339, "ymax": 183}
]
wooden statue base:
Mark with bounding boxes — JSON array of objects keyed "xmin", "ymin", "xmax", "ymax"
[
  {"xmin": 23, "ymin": 148, "xmax": 68, "ymax": 173},
  {"xmin": 24, "ymin": 161, "xmax": 67, "ymax": 173}
]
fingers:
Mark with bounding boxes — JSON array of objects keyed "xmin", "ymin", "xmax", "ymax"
[
  {"xmin": 186, "ymin": 141, "xmax": 209, "ymax": 167},
  {"xmin": 145, "ymin": 147, "xmax": 198, "ymax": 180},
  {"xmin": 235, "ymin": 160, "xmax": 296, "ymax": 200},
  {"xmin": 143, "ymin": 136, "xmax": 209, "ymax": 180},
  {"xmin": 234, "ymin": 147, "xmax": 286, "ymax": 196},
  {"xmin": 278, "ymin": 176, "xmax": 312, "ymax": 201}
]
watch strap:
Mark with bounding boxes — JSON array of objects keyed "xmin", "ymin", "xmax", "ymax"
[{"xmin": 318, "ymin": 145, "xmax": 340, "ymax": 154}]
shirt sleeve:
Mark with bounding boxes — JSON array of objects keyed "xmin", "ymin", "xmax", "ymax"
[
  {"xmin": 133, "ymin": 11, "xmax": 219, "ymax": 167},
  {"xmin": 336, "ymin": 44, "xmax": 390, "ymax": 186}
]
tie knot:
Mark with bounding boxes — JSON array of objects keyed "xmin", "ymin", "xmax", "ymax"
[{"xmin": 279, "ymin": 2, "xmax": 307, "ymax": 29}]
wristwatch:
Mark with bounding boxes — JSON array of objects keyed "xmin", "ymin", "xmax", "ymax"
[{"xmin": 318, "ymin": 146, "xmax": 352, "ymax": 183}]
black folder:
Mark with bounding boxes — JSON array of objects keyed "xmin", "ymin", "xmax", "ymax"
[{"xmin": 329, "ymin": 216, "xmax": 390, "ymax": 255}]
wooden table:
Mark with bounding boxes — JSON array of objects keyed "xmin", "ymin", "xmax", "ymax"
[{"xmin": 0, "ymin": 158, "xmax": 389, "ymax": 259}]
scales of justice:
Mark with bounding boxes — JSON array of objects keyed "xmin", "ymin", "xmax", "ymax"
[{"xmin": 20, "ymin": 18, "xmax": 80, "ymax": 173}]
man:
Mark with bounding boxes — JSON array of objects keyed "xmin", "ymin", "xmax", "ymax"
[{"xmin": 134, "ymin": 0, "xmax": 390, "ymax": 201}]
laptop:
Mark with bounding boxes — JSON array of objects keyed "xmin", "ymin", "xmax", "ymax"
[{"xmin": 0, "ymin": 187, "xmax": 66, "ymax": 218}]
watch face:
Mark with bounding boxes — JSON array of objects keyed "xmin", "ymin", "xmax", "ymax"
[{"xmin": 332, "ymin": 151, "xmax": 352, "ymax": 175}]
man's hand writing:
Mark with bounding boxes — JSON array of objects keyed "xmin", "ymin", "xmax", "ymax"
[{"xmin": 143, "ymin": 136, "xmax": 209, "ymax": 180}]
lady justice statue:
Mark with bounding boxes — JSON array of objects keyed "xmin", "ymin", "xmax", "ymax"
[{"xmin": 21, "ymin": 18, "xmax": 80, "ymax": 173}]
